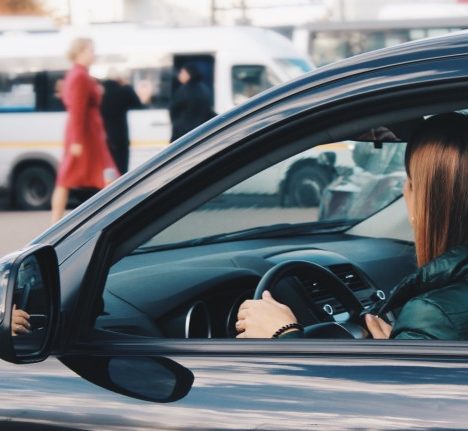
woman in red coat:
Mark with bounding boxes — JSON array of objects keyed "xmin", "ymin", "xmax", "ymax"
[{"xmin": 51, "ymin": 37, "xmax": 119, "ymax": 223}]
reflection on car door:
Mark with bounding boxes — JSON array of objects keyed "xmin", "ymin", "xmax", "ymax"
[{"xmin": 1, "ymin": 343, "xmax": 468, "ymax": 429}]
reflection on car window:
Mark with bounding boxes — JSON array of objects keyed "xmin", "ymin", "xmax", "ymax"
[
  {"xmin": 142, "ymin": 141, "xmax": 407, "ymax": 250},
  {"xmin": 320, "ymin": 142, "xmax": 406, "ymax": 221}
]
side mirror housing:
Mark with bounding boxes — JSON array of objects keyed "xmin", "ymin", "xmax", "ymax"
[
  {"xmin": 62, "ymin": 355, "xmax": 194, "ymax": 403},
  {"xmin": 0, "ymin": 245, "xmax": 60, "ymax": 364}
]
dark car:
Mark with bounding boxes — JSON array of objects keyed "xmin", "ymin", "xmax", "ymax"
[{"xmin": 2, "ymin": 31, "xmax": 468, "ymax": 430}]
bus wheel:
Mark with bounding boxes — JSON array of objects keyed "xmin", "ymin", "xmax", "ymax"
[
  {"xmin": 284, "ymin": 166, "xmax": 330, "ymax": 207},
  {"xmin": 14, "ymin": 166, "xmax": 55, "ymax": 210}
]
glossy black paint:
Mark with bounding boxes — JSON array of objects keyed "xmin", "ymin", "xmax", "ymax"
[
  {"xmin": 3, "ymin": 344, "xmax": 468, "ymax": 430},
  {"xmin": 2, "ymin": 32, "xmax": 468, "ymax": 430}
]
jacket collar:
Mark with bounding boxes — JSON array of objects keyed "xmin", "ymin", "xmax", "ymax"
[{"xmin": 378, "ymin": 244, "xmax": 468, "ymax": 314}]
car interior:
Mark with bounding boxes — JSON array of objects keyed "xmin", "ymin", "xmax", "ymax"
[{"xmin": 91, "ymin": 97, "xmax": 467, "ymax": 341}]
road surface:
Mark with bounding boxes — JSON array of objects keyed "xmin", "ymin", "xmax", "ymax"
[
  {"xmin": 1, "ymin": 202, "xmax": 319, "ymax": 257},
  {"xmin": 1, "ymin": 210, "xmax": 52, "ymax": 256}
]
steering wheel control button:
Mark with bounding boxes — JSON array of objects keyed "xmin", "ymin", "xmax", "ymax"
[{"xmin": 323, "ymin": 304, "xmax": 334, "ymax": 315}]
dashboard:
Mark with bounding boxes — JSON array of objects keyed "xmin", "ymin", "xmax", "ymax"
[{"xmin": 96, "ymin": 234, "xmax": 416, "ymax": 338}]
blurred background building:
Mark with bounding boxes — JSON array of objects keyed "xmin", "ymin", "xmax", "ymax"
[{"xmin": 2, "ymin": 0, "xmax": 468, "ymax": 66}]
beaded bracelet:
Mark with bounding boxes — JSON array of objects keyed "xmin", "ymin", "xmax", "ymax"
[{"xmin": 272, "ymin": 323, "xmax": 304, "ymax": 338}]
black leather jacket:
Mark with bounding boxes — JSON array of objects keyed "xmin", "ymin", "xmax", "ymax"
[{"xmin": 378, "ymin": 244, "xmax": 468, "ymax": 339}]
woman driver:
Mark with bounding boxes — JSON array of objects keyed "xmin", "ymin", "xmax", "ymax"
[{"xmin": 236, "ymin": 113, "xmax": 468, "ymax": 340}]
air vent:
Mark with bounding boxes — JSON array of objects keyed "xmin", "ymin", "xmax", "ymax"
[
  {"xmin": 329, "ymin": 264, "xmax": 368, "ymax": 292},
  {"xmin": 301, "ymin": 278, "xmax": 346, "ymax": 315},
  {"xmin": 299, "ymin": 264, "xmax": 370, "ymax": 316},
  {"xmin": 360, "ymin": 297, "xmax": 374, "ymax": 308}
]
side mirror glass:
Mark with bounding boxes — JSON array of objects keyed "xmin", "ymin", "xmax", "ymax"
[
  {"xmin": 62, "ymin": 356, "xmax": 194, "ymax": 403},
  {"xmin": 0, "ymin": 245, "xmax": 60, "ymax": 364}
]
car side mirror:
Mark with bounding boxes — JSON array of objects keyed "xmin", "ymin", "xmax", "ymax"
[
  {"xmin": 62, "ymin": 355, "xmax": 195, "ymax": 403},
  {"xmin": 0, "ymin": 245, "xmax": 60, "ymax": 364}
]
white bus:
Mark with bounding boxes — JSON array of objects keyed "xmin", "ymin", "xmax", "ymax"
[{"xmin": 0, "ymin": 24, "xmax": 316, "ymax": 209}]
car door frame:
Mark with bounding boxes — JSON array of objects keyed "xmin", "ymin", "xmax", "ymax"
[{"xmin": 37, "ymin": 53, "xmax": 468, "ymax": 357}]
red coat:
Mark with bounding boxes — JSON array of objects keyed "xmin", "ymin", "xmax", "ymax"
[{"xmin": 56, "ymin": 64, "xmax": 119, "ymax": 189}]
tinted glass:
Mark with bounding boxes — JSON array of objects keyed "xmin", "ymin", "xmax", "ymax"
[{"xmin": 143, "ymin": 141, "xmax": 407, "ymax": 250}]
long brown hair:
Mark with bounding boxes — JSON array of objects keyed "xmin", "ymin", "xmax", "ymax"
[{"xmin": 405, "ymin": 112, "xmax": 468, "ymax": 267}]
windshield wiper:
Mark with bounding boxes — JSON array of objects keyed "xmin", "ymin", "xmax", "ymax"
[{"xmin": 134, "ymin": 219, "xmax": 359, "ymax": 254}]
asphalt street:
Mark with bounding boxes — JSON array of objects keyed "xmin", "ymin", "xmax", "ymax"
[
  {"xmin": 1, "ymin": 196, "xmax": 318, "ymax": 257},
  {"xmin": 1, "ymin": 208, "xmax": 52, "ymax": 256}
]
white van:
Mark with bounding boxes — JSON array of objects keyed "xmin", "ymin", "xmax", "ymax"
[{"xmin": 0, "ymin": 25, "xmax": 317, "ymax": 209}]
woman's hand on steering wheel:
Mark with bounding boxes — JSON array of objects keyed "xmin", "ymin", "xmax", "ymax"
[
  {"xmin": 365, "ymin": 314, "xmax": 392, "ymax": 339},
  {"xmin": 236, "ymin": 291, "xmax": 298, "ymax": 338}
]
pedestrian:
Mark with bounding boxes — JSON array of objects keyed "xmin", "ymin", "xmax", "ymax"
[
  {"xmin": 101, "ymin": 69, "xmax": 143, "ymax": 174},
  {"xmin": 51, "ymin": 37, "xmax": 119, "ymax": 224},
  {"xmin": 169, "ymin": 63, "xmax": 216, "ymax": 143}
]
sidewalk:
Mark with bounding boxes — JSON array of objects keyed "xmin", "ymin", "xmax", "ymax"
[{"xmin": 0, "ymin": 211, "xmax": 51, "ymax": 257}]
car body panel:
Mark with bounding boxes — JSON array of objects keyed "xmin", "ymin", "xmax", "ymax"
[{"xmin": 1, "ymin": 344, "xmax": 468, "ymax": 430}]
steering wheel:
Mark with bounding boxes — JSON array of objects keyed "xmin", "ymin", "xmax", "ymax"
[{"xmin": 254, "ymin": 260, "xmax": 368, "ymax": 339}]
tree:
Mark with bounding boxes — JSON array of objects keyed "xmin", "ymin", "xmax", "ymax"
[{"xmin": 0, "ymin": 0, "xmax": 45, "ymax": 15}]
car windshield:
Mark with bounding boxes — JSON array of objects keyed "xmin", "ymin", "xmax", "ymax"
[
  {"xmin": 275, "ymin": 58, "xmax": 313, "ymax": 80},
  {"xmin": 139, "ymin": 140, "xmax": 407, "ymax": 252}
]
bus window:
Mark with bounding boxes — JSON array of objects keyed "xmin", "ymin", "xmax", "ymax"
[
  {"xmin": 47, "ymin": 73, "xmax": 66, "ymax": 112},
  {"xmin": 0, "ymin": 71, "xmax": 65, "ymax": 113},
  {"xmin": 0, "ymin": 72, "xmax": 36, "ymax": 112},
  {"xmin": 34, "ymin": 71, "xmax": 66, "ymax": 112},
  {"xmin": 231, "ymin": 65, "xmax": 279, "ymax": 105}
]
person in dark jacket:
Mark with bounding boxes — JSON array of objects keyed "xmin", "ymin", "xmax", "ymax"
[
  {"xmin": 101, "ymin": 71, "xmax": 143, "ymax": 174},
  {"xmin": 169, "ymin": 63, "xmax": 215, "ymax": 142},
  {"xmin": 235, "ymin": 113, "xmax": 468, "ymax": 340}
]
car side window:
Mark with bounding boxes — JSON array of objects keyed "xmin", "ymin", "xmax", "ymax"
[{"xmin": 94, "ymin": 139, "xmax": 407, "ymax": 338}]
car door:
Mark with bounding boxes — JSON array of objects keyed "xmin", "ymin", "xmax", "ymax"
[
  {"xmin": 2, "ymin": 39, "xmax": 468, "ymax": 430},
  {"xmin": 3, "ymin": 341, "xmax": 468, "ymax": 430}
]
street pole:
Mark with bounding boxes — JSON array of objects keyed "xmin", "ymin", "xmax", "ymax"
[
  {"xmin": 239, "ymin": 0, "xmax": 248, "ymax": 25},
  {"xmin": 210, "ymin": 0, "xmax": 216, "ymax": 25},
  {"xmin": 339, "ymin": 0, "xmax": 346, "ymax": 22}
]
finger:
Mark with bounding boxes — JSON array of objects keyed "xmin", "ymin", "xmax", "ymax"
[
  {"xmin": 12, "ymin": 324, "xmax": 30, "ymax": 335},
  {"xmin": 13, "ymin": 304, "xmax": 16, "ymax": 311},
  {"xmin": 262, "ymin": 290, "xmax": 278, "ymax": 304},
  {"xmin": 15, "ymin": 310, "xmax": 30, "ymax": 319},
  {"xmin": 262, "ymin": 291, "xmax": 290, "ymax": 311},
  {"xmin": 236, "ymin": 331, "xmax": 246, "ymax": 338},
  {"xmin": 365, "ymin": 314, "xmax": 386, "ymax": 339},
  {"xmin": 235, "ymin": 319, "xmax": 246, "ymax": 332},
  {"xmin": 238, "ymin": 300, "xmax": 255, "ymax": 311},
  {"xmin": 378, "ymin": 317, "xmax": 392, "ymax": 338},
  {"xmin": 237, "ymin": 308, "xmax": 248, "ymax": 320},
  {"xmin": 14, "ymin": 316, "xmax": 31, "ymax": 329}
]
